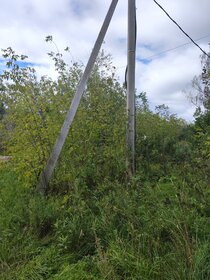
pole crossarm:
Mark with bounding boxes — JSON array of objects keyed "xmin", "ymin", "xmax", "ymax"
[{"xmin": 37, "ymin": 0, "xmax": 119, "ymax": 193}]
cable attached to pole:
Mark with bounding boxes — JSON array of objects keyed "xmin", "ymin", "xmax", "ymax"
[{"xmin": 125, "ymin": 2, "xmax": 137, "ymax": 88}]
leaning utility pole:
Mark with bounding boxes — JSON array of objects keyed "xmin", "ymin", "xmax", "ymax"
[
  {"xmin": 126, "ymin": 0, "xmax": 136, "ymax": 176},
  {"xmin": 37, "ymin": 0, "xmax": 119, "ymax": 193}
]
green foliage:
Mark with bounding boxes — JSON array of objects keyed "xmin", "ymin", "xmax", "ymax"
[
  {"xmin": 191, "ymin": 75, "xmax": 210, "ymax": 179},
  {"xmin": 56, "ymin": 59, "xmax": 126, "ymax": 187},
  {"xmin": 1, "ymin": 43, "xmax": 210, "ymax": 279},
  {"xmin": 188, "ymin": 51, "xmax": 210, "ymax": 175},
  {"xmin": 0, "ymin": 102, "xmax": 5, "ymax": 120},
  {"xmin": 0, "ymin": 168, "xmax": 209, "ymax": 279},
  {"xmin": 0, "ymin": 47, "xmax": 126, "ymax": 187},
  {"xmin": 135, "ymin": 105, "xmax": 187, "ymax": 179}
]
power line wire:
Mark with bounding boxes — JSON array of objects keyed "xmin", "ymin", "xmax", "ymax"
[
  {"xmin": 116, "ymin": 34, "xmax": 210, "ymax": 70},
  {"xmin": 144, "ymin": 34, "xmax": 210, "ymax": 60},
  {"xmin": 153, "ymin": 0, "xmax": 210, "ymax": 58}
]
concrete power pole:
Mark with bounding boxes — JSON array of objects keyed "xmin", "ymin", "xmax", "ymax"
[
  {"xmin": 37, "ymin": 0, "xmax": 119, "ymax": 193},
  {"xmin": 126, "ymin": 0, "xmax": 136, "ymax": 176}
]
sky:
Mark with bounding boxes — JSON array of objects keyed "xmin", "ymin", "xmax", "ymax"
[{"xmin": 0, "ymin": 0, "xmax": 210, "ymax": 122}]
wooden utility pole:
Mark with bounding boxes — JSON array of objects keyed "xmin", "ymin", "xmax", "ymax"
[
  {"xmin": 126, "ymin": 0, "xmax": 136, "ymax": 176},
  {"xmin": 37, "ymin": 0, "xmax": 119, "ymax": 193}
]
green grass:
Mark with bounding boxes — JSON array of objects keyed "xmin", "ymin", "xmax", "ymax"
[{"xmin": 0, "ymin": 168, "xmax": 210, "ymax": 279}]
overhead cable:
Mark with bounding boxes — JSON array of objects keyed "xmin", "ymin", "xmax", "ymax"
[
  {"xmin": 145, "ymin": 34, "xmax": 210, "ymax": 60},
  {"xmin": 153, "ymin": 0, "xmax": 210, "ymax": 58},
  {"xmin": 116, "ymin": 34, "xmax": 210, "ymax": 70}
]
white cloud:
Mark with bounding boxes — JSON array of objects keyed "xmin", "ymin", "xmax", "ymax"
[{"xmin": 0, "ymin": 0, "xmax": 209, "ymax": 121}]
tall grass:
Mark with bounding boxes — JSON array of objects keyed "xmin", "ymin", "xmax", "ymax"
[{"xmin": 0, "ymin": 168, "xmax": 209, "ymax": 279}]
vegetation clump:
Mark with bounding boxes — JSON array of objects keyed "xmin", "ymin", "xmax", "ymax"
[{"xmin": 0, "ymin": 43, "xmax": 209, "ymax": 279}]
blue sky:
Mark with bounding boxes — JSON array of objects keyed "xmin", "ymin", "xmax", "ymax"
[{"xmin": 0, "ymin": 0, "xmax": 210, "ymax": 121}]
